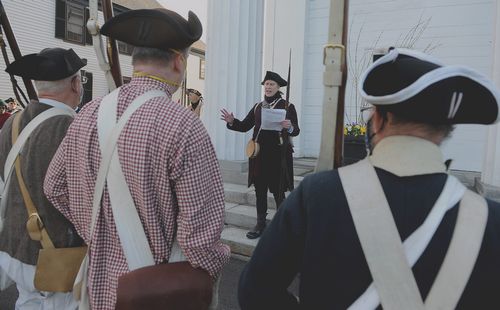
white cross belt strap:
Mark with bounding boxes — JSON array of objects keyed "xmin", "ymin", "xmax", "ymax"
[
  {"xmin": 0, "ymin": 108, "xmax": 75, "ymax": 232},
  {"xmin": 96, "ymin": 89, "xmax": 176, "ymax": 269},
  {"xmin": 349, "ymin": 172, "xmax": 466, "ymax": 309},
  {"xmin": 74, "ymin": 89, "xmax": 168, "ymax": 310},
  {"xmin": 339, "ymin": 158, "xmax": 488, "ymax": 310}
]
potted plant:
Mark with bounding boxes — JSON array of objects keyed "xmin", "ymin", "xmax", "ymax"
[{"xmin": 343, "ymin": 123, "xmax": 367, "ymax": 165}]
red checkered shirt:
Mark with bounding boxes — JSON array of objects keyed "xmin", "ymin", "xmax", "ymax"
[{"xmin": 44, "ymin": 77, "xmax": 230, "ymax": 310}]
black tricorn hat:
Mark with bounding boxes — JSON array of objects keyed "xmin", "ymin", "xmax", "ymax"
[
  {"xmin": 5, "ymin": 48, "xmax": 86, "ymax": 81},
  {"xmin": 100, "ymin": 9, "xmax": 202, "ymax": 51},
  {"xmin": 360, "ymin": 48, "xmax": 500, "ymax": 125},
  {"xmin": 261, "ymin": 71, "xmax": 287, "ymax": 87},
  {"xmin": 187, "ymin": 88, "xmax": 202, "ymax": 96}
]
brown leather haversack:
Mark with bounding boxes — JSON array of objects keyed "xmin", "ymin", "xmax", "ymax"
[{"xmin": 116, "ymin": 261, "xmax": 212, "ymax": 310}]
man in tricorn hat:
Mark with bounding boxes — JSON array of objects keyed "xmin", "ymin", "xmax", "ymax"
[
  {"xmin": 221, "ymin": 71, "xmax": 300, "ymax": 239},
  {"xmin": 239, "ymin": 48, "xmax": 500, "ymax": 309},
  {"xmin": 0, "ymin": 48, "xmax": 86, "ymax": 309},
  {"xmin": 0, "ymin": 99, "xmax": 11, "ymax": 129},
  {"xmin": 44, "ymin": 9, "xmax": 230, "ymax": 309},
  {"xmin": 5, "ymin": 97, "xmax": 21, "ymax": 114},
  {"xmin": 186, "ymin": 88, "xmax": 203, "ymax": 117}
]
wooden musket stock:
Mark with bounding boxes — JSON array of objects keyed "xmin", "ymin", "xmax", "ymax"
[{"xmin": 101, "ymin": 0, "xmax": 122, "ymax": 88}]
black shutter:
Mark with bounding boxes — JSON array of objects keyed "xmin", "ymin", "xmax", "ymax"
[
  {"xmin": 81, "ymin": 70, "xmax": 93, "ymax": 107},
  {"xmin": 84, "ymin": 7, "xmax": 92, "ymax": 45},
  {"xmin": 55, "ymin": 0, "xmax": 66, "ymax": 39}
]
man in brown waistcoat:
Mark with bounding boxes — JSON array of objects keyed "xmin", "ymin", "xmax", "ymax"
[{"xmin": 0, "ymin": 47, "xmax": 86, "ymax": 309}]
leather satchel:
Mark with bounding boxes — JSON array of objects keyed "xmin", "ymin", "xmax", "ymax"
[
  {"xmin": 34, "ymin": 246, "xmax": 87, "ymax": 292},
  {"xmin": 246, "ymin": 139, "xmax": 260, "ymax": 158},
  {"xmin": 116, "ymin": 261, "xmax": 213, "ymax": 310}
]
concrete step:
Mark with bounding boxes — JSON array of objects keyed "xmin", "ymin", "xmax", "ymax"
[
  {"xmin": 294, "ymin": 167, "xmax": 313, "ymax": 176},
  {"xmin": 224, "ymin": 183, "xmax": 277, "ymax": 209},
  {"xmin": 221, "ymin": 226, "xmax": 259, "ymax": 257},
  {"xmin": 222, "ymin": 174, "xmax": 306, "ymax": 258},
  {"xmin": 293, "ymin": 157, "xmax": 317, "ymax": 171},
  {"xmin": 220, "ymin": 157, "xmax": 315, "ymax": 186},
  {"xmin": 221, "ymin": 168, "xmax": 312, "ymax": 185},
  {"xmin": 222, "ymin": 203, "xmax": 278, "ymax": 258},
  {"xmin": 221, "ymin": 169, "xmax": 248, "ymax": 185},
  {"xmin": 225, "ymin": 203, "xmax": 276, "ymax": 230},
  {"xmin": 223, "ymin": 176, "xmax": 304, "ymax": 208}
]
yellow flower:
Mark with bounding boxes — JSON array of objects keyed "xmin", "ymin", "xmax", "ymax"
[
  {"xmin": 344, "ymin": 127, "xmax": 348, "ymax": 135},
  {"xmin": 361, "ymin": 126, "xmax": 367, "ymax": 135}
]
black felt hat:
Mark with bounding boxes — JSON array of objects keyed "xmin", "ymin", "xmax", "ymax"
[
  {"xmin": 100, "ymin": 9, "xmax": 202, "ymax": 51},
  {"xmin": 360, "ymin": 48, "xmax": 500, "ymax": 125},
  {"xmin": 261, "ymin": 71, "xmax": 287, "ymax": 87},
  {"xmin": 5, "ymin": 48, "xmax": 86, "ymax": 81},
  {"xmin": 187, "ymin": 88, "xmax": 202, "ymax": 96}
]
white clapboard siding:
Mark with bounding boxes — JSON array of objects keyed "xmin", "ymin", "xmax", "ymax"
[{"xmin": 0, "ymin": 0, "xmax": 134, "ymax": 103}]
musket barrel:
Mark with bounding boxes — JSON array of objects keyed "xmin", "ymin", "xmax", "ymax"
[
  {"xmin": 0, "ymin": 0, "xmax": 37, "ymax": 101},
  {"xmin": 101, "ymin": 0, "xmax": 123, "ymax": 88},
  {"xmin": 334, "ymin": 0, "xmax": 349, "ymax": 168}
]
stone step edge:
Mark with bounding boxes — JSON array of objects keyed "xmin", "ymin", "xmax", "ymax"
[
  {"xmin": 225, "ymin": 203, "xmax": 276, "ymax": 230},
  {"xmin": 223, "ymin": 175, "xmax": 304, "ymax": 208},
  {"xmin": 221, "ymin": 226, "xmax": 258, "ymax": 257}
]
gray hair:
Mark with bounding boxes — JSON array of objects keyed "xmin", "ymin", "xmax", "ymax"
[
  {"xmin": 34, "ymin": 72, "xmax": 80, "ymax": 94},
  {"xmin": 132, "ymin": 47, "xmax": 188, "ymax": 66},
  {"xmin": 377, "ymin": 106, "xmax": 455, "ymax": 141}
]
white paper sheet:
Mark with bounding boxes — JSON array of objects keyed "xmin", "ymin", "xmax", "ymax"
[{"xmin": 260, "ymin": 109, "xmax": 286, "ymax": 131}]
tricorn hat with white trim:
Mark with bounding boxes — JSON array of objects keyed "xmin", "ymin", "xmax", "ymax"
[{"xmin": 359, "ymin": 48, "xmax": 500, "ymax": 125}]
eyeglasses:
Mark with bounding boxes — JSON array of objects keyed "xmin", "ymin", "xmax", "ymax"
[{"xmin": 360, "ymin": 105, "xmax": 375, "ymax": 123}]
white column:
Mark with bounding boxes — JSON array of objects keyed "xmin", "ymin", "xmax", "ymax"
[
  {"xmin": 482, "ymin": 1, "xmax": 500, "ymax": 187},
  {"xmin": 203, "ymin": 0, "xmax": 265, "ymax": 160},
  {"xmin": 262, "ymin": 0, "xmax": 307, "ymax": 158}
]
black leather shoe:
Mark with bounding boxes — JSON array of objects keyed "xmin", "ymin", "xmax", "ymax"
[
  {"xmin": 246, "ymin": 216, "xmax": 267, "ymax": 239},
  {"xmin": 246, "ymin": 229, "xmax": 264, "ymax": 239}
]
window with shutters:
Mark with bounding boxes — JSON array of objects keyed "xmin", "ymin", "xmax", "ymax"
[
  {"xmin": 55, "ymin": 0, "xmax": 92, "ymax": 45},
  {"xmin": 55, "ymin": 0, "xmax": 136, "ymax": 50},
  {"xmin": 66, "ymin": 2, "xmax": 85, "ymax": 43}
]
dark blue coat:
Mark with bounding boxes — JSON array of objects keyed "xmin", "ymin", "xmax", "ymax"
[{"xmin": 238, "ymin": 168, "xmax": 500, "ymax": 309}]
